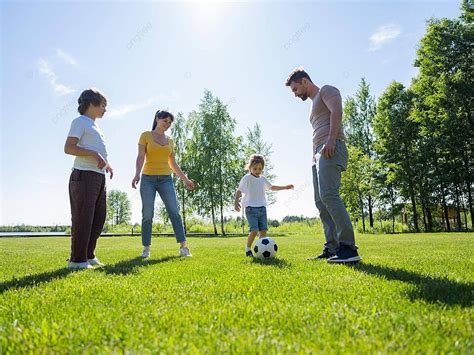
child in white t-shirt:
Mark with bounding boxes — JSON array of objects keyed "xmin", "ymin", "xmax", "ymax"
[{"xmin": 234, "ymin": 154, "xmax": 294, "ymax": 257}]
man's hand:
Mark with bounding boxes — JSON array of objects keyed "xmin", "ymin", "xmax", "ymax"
[
  {"xmin": 235, "ymin": 203, "xmax": 241, "ymax": 212},
  {"xmin": 286, "ymin": 184, "xmax": 294, "ymax": 190},
  {"xmin": 321, "ymin": 139, "xmax": 336, "ymax": 158}
]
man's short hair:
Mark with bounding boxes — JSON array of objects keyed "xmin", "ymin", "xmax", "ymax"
[{"xmin": 285, "ymin": 67, "xmax": 313, "ymax": 86}]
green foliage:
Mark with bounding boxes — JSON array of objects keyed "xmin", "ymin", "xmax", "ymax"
[
  {"xmin": 186, "ymin": 90, "xmax": 244, "ymax": 235},
  {"xmin": 107, "ymin": 190, "xmax": 131, "ymax": 225}
]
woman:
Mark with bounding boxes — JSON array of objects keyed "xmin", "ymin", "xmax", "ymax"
[{"xmin": 132, "ymin": 110, "xmax": 194, "ymax": 258}]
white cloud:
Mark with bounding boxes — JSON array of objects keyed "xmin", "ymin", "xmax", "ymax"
[
  {"xmin": 369, "ymin": 24, "xmax": 401, "ymax": 51},
  {"xmin": 38, "ymin": 59, "xmax": 75, "ymax": 95},
  {"xmin": 107, "ymin": 93, "xmax": 180, "ymax": 118},
  {"xmin": 56, "ymin": 49, "xmax": 78, "ymax": 66}
]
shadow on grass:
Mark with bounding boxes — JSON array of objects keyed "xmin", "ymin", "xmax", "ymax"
[
  {"xmin": 350, "ymin": 263, "xmax": 473, "ymax": 307},
  {"xmin": 0, "ymin": 256, "xmax": 183, "ymax": 293},
  {"xmin": 1, "ymin": 268, "xmax": 75, "ymax": 294},
  {"xmin": 100, "ymin": 256, "xmax": 181, "ymax": 275},
  {"xmin": 251, "ymin": 257, "xmax": 291, "ymax": 268}
]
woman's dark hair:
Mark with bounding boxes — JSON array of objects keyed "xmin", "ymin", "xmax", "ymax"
[
  {"xmin": 77, "ymin": 88, "xmax": 107, "ymax": 115},
  {"xmin": 152, "ymin": 110, "xmax": 175, "ymax": 130}
]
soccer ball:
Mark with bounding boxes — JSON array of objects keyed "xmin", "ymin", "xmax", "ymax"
[{"xmin": 253, "ymin": 237, "xmax": 278, "ymax": 259}]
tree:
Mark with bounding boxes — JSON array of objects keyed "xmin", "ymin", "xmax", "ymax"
[
  {"xmin": 171, "ymin": 112, "xmax": 192, "ymax": 233},
  {"xmin": 340, "ymin": 145, "xmax": 375, "ymax": 232},
  {"xmin": 107, "ymin": 190, "xmax": 131, "ymax": 225},
  {"xmin": 411, "ymin": 9, "xmax": 473, "ymax": 230},
  {"xmin": 343, "ymin": 78, "xmax": 377, "ymax": 228},
  {"xmin": 186, "ymin": 90, "xmax": 243, "ymax": 235},
  {"xmin": 373, "ymin": 82, "xmax": 421, "ymax": 232}
]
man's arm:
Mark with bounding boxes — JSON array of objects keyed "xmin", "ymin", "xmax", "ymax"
[{"xmin": 321, "ymin": 87, "xmax": 343, "ymax": 158}]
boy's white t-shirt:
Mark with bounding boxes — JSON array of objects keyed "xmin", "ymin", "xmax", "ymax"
[
  {"xmin": 67, "ymin": 115, "xmax": 108, "ymax": 174},
  {"xmin": 238, "ymin": 173, "xmax": 272, "ymax": 208}
]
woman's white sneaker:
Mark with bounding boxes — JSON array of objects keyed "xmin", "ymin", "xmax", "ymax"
[
  {"xmin": 142, "ymin": 246, "xmax": 151, "ymax": 258},
  {"xmin": 179, "ymin": 247, "xmax": 192, "ymax": 257}
]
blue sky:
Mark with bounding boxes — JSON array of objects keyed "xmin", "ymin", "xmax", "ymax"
[{"xmin": 0, "ymin": 0, "xmax": 460, "ymax": 225}]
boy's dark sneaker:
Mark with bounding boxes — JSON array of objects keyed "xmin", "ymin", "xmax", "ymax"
[
  {"xmin": 307, "ymin": 247, "xmax": 335, "ymax": 260},
  {"xmin": 246, "ymin": 250, "xmax": 254, "ymax": 257},
  {"xmin": 327, "ymin": 245, "xmax": 361, "ymax": 264}
]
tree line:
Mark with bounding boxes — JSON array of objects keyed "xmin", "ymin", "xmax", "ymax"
[{"xmin": 341, "ymin": 2, "xmax": 472, "ymax": 232}]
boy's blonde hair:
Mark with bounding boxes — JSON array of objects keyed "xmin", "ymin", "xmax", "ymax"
[{"xmin": 246, "ymin": 154, "xmax": 265, "ymax": 170}]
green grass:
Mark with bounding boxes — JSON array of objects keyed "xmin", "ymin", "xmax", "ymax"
[{"xmin": 1, "ymin": 233, "xmax": 473, "ymax": 353}]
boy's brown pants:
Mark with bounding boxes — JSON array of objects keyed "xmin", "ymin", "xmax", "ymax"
[{"xmin": 69, "ymin": 169, "xmax": 106, "ymax": 262}]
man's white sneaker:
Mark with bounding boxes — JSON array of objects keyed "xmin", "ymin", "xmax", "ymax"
[
  {"xmin": 67, "ymin": 261, "xmax": 93, "ymax": 269},
  {"xmin": 179, "ymin": 247, "xmax": 192, "ymax": 257},
  {"xmin": 87, "ymin": 257, "xmax": 105, "ymax": 267},
  {"xmin": 142, "ymin": 246, "xmax": 151, "ymax": 258}
]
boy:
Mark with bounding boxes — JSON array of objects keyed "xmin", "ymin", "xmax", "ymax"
[{"xmin": 64, "ymin": 88, "xmax": 113, "ymax": 269}]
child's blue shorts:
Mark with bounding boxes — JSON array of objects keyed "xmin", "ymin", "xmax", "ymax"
[{"xmin": 245, "ymin": 206, "xmax": 268, "ymax": 232}]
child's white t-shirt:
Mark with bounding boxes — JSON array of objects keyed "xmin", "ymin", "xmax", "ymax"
[
  {"xmin": 238, "ymin": 173, "xmax": 272, "ymax": 208},
  {"xmin": 67, "ymin": 115, "xmax": 108, "ymax": 174}
]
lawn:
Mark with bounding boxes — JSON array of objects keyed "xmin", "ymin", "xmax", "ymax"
[{"xmin": 1, "ymin": 233, "xmax": 473, "ymax": 353}]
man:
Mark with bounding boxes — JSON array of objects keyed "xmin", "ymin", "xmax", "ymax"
[{"xmin": 285, "ymin": 67, "xmax": 361, "ymax": 263}]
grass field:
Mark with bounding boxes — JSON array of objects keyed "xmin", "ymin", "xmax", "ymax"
[{"xmin": 1, "ymin": 233, "xmax": 473, "ymax": 353}]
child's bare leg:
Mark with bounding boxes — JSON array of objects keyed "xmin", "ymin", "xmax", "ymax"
[
  {"xmin": 258, "ymin": 230, "xmax": 267, "ymax": 238},
  {"xmin": 246, "ymin": 231, "xmax": 258, "ymax": 248}
]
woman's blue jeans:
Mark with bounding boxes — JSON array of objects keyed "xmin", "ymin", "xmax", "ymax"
[{"xmin": 140, "ymin": 174, "xmax": 186, "ymax": 246}]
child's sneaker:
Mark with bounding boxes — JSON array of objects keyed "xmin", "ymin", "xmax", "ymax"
[
  {"xmin": 179, "ymin": 247, "xmax": 192, "ymax": 257},
  {"xmin": 141, "ymin": 246, "xmax": 151, "ymax": 258},
  {"xmin": 245, "ymin": 250, "xmax": 254, "ymax": 257},
  {"xmin": 67, "ymin": 261, "xmax": 93, "ymax": 269},
  {"xmin": 87, "ymin": 257, "xmax": 105, "ymax": 267}
]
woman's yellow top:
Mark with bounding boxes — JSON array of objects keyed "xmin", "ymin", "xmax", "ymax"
[{"xmin": 139, "ymin": 131, "xmax": 174, "ymax": 175}]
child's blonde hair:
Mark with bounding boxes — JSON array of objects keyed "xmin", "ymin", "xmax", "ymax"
[{"xmin": 246, "ymin": 154, "xmax": 265, "ymax": 170}]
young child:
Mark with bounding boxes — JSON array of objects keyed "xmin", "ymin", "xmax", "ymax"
[
  {"xmin": 64, "ymin": 88, "xmax": 113, "ymax": 269},
  {"xmin": 234, "ymin": 154, "xmax": 294, "ymax": 257}
]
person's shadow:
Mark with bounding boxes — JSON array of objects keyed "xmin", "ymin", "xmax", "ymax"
[
  {"xmin": 0, "ymin": 256, "xmax": 182, "ymax": 293},
  {"xmin": 350, "ymin": 263, "xmax": 473, "ymax": 307},
  {"xmin": 99, "ymin": 256, "xmax": 181, "ymax": 276},
  {"xmin": 251, "ymin": 257, "xmax": 291, "ymax": 269},
  {"xmin": 0, "ymin": 268, "xmax": 75, "ymax": 294}
]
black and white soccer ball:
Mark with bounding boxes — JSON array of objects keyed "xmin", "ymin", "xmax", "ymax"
[{"xmin": 254, "ymin": 237, "xmax": 278, "ymax": 259}]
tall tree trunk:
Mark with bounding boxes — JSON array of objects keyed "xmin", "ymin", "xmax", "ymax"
[
  {"xmin": 219, "ymin": 168, "xmax": 226, "ymax": 236},
  {"xmin": 358, "ymin": 191, "xmax": 365, "ymax": 233},
  {"xmin": 462, "ymin": 139, "xmax": 473, "ymax": 229},
  {"xmin": 211, "ymin": 204, "xmax": 218, "ymax": 235},
  {"xmin": 390, "ymin": 186, "xmax": 395, "ymax": 234},
  {"xmin": 442, "ymin": 194, "xmax": 451, "ymax": 232},
  {"xmin": 455, "ymin": 187, "xmax": 462, "ymax": 231},
  {"xmin": 422, "ymin": 205, "xmax": 428, "ymax": 232},
  {"xmin": 427, "ymin": 207, "xmax": 433, "ymax": 232},
  {"xmin": 368, "ymin": 195, "xmax": 374, "ymax": 228},
  {"xmin": 467, "ymin": 180, "xmax": 473, "ymax": 229},
  {"xmin": 462, "ymin": 195, "xmax": 468, "ymax": 231},
  {"xmin": 409, "ymin": 185, "xmax": 420, "ymax": 232},
  {"xmin": 209, "ymin": 185, "xmax": 218, "ymax": 235}
]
